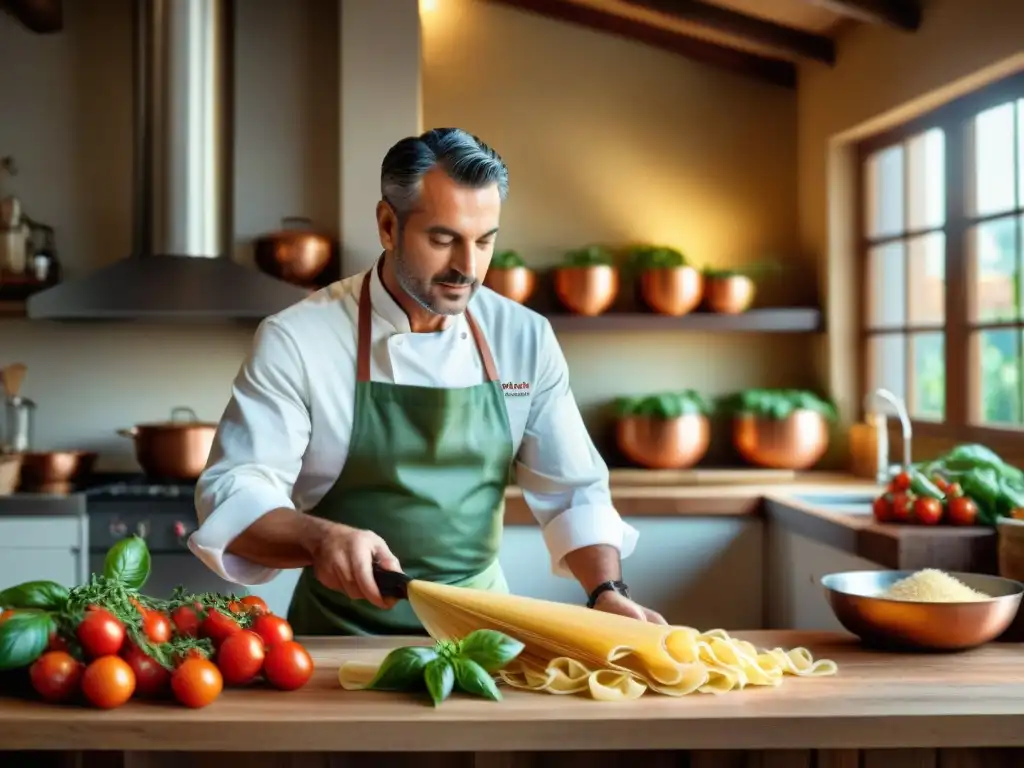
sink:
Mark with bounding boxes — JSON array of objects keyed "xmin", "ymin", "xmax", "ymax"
[{"xmin": 789, "ymin": 492, "xmax": 878, "ymax": 516}]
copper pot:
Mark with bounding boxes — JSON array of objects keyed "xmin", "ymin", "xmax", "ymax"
[
  {"xmin": 553, "ymin": 265, "xmax": 619, "ymax": 316},
  {"xmin": 640, "ymin": 266, "xmax": 703, "ymax": 316},
  {"xmin": 616, "ymin": 414, "xmax": 710, "ymax": 469},
  {"xmin": 484, "ymin": 266, "xmax": 536, "ymax": 304},
  {"xmin": 732, "ymin": 410, "xmax": 829, "ymax": 470},
  {"xmin": 118, "ymin": 407, "xmax": 218, "ymax": 480},
  {"xmin": 254, "ymin": 217, "xmax": 333, "ymax": 285},
  {"xmin": 705, "ymin": 274, "xmax": 756, "ymax": 314},
  {"xmin": 18, "ymin": 450, "xmax": 97, "ymax": 492}
]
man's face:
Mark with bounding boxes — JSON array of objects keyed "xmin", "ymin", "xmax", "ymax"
[{"xmin": 377, "ymin": 167, "xmax": 502, "ymax": 316}]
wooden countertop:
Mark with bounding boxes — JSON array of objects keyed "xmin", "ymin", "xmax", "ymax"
[{"xmin": 1, "ymin": 632, "xmax": 1023, "ymax": 752}]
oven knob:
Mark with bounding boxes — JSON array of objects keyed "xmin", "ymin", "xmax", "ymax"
[
  {"xmin": 135, "ymin": 521, "xmax": 150, "ymax": 539},
  {"xmin": 173, "ymin": 521, "xmax": 188, "ymax": 537},
  {"xmin": 109, "ymin": 520, "xmax": 128, "ymax": 537}
]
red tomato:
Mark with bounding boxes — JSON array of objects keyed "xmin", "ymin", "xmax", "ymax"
[
  {"xmin": 81, "ymin": 656, "xmax": 136, "ymax": 709},
  {"xmin": 142, "ymin": 610, "xmax": 173, "ymax": 644},
  {"xmin": 889, "ymin": 492, "xmax": 914, "ymax": 523},
  {"xmin": 912, "ymin": 496, "xmax": 943, "ymax": 525},
  {"xmin": 216, "ymin": 630, "xmax": 265, "ymax": 686},
  {"xmin": 932, "ymin": 475, "xmax": 949, "ymax": 492},
  {"xmin": 199, "ymin": 609, "xmax": 243, "ymax": 648},
  {"xmin": 872, "ymin": 494, "xmax": 892, "ymax": 523},
  {"xmin": 251, "ymin": 614, "xmax": 294, "ymax": 648},
  {"xmin": 29, "ymin": 651, "xmax": 83, "ymax": 703},
  {"xmin": 122, "ymin": 643, "xmax": 171, "ymax": 697},
  {"xmin": 171, "ymin": 658, "xmax": 223, "ymax": 709},
  {"xmin": 947, "ymin": 496, "xmax": 979, "ymax": 526},
  {"xmin": 239, "ymin": 595, "xmax": 269, "ymax": 615},
  {"xmin": 0, "ymin": 609, "xmax": 20, "ymax": 627},
  {"xmin": 227, "ymin": 600, "xmax": 243, "ymax": 613},
  {"xmin": 77, "ymin": 608, "xmax": 126, "ymax": 659},
  {"xmin": 263, "ymin": 641, "xmax": 313, "ymax": 691},
  {"xmin": 173, "ymin": 647, "xmax": 207, "ymax": 667},
  {"xmin": 171, "ymin": 604, "xmax": 203, "ymax": 637},
  {"xmin": 47, "ymin": 632, "xmax": 70, "ymax": 652},
  {"xmin": 947, "ymin": 482, "xmax": 963, "ymax": 498},
  {"xmin": 890, "ymin": 471, "xmax": 912, "ymax": 492}
]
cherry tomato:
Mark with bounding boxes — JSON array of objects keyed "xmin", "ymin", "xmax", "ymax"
[
  {"xmin": 171, "ymin": 604, "xmax": 203, "ymax": 637},
  {"xmin": 142, "ymin": 610, "xmax": 173, "ymax": 644},
  {"xmin": 263, "ymin": 641, "xmax": 313, "ymax": 691},
  {"xmin": 872, "ymin": 494, "xmax": 892, "ymax": 523},
  {"xmin": 890, "ymin": 471, "xmax": 912, "ymax": 492},
  {"xmin": 173, "ymin": 647, "xmax": 208, "ymax": 666},
  {"xmin": 47, "ymin": 632, "xmax": 69, "ymax": 652},
  {"xmin": 227, "ymin": 600, "xmax": 243, "ymax": 613},
  {"xmin": 252, "ymin": 614, "xmax": 294, "ymax": 648},
  {"xmin": 889, "ymin": 492, "xmax": 914, "ymax": 523},
  {"xmin": 947, "ymin": 496, "xmax": 980, "ymax": 526},
  {"xmin": 216, "ymin": 630, "xmax": 265, "ymax": 686},
  {"xmin": 29, "ymin": 651, "xmax": 83, "ymax": 703},
  {"xmin": 239, "ymin": 595, "xmax": 269, "ymax": 615},
  {"xmin": 0, "ymin": 609, "xmax": 21, "ymax": 627},
  {"xmin": 947, "ymin": 482, "xmax": 963, "ymax": 498},
  {"xmin": 912, "ymin": 496, "xmax": 943, "ymax": 525},
  {"xmin": 171, "ymin": 658, "xmax": 223, "ymax": 709},
  {"xmin": 77, "ymin": 608, "xmax": 126, "ymax": 659},
  {"xmin": 199, "ymin": 609, "xmax": 243, "ymax": 648},
  {"xmin": 81, "ymin": 655, "xmax": 136, "ymax": 709},
  {"xmin": 122, "ymin": 643, "xmax": 171, "ymax": 697},
  {"xmin": 932, "ymin": 475, "xmax": 949, "ymax": 492}
]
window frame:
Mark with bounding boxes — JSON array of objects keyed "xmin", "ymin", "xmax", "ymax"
[{"xmin": 856, "ymin": 70, "xmax": 1024, "ymax": 454}]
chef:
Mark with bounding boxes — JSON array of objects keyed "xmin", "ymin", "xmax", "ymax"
[{"xmin": 189, "ymin": 127, "xmax": 665, "ymax": 636}]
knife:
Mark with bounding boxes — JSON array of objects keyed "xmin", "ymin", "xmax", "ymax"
[{"xmin": 372, "ymin": 563, "xmax": 413, "ymax": 600}]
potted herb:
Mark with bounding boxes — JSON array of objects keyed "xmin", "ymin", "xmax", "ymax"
[
  {"xmin": 702, "ymin": 262, "xmax": 781, "ymax": 314},
  {"xmin": 614, "ymin": 390, "xmax": 711, "ymax": 469},
  {"xmin": 483, "ymin": 250, "xmax": 536, "ymax": 304},
  {"xmin": 716, "ymin": 388, "xmax": 836, "ymax": 470},
  {"xmin": 552, "ymin": 245, "xmax": 619, "ymax": 316},
  {"xmin": 628, "ymin": 245, "xmax": 703, "ymax": 317}
]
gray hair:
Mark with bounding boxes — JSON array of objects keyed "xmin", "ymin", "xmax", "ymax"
[{"xmin": 380, "ymin": 128, "xmax": 509, "ymax": 220}]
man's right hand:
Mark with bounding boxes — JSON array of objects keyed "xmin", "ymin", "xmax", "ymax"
[{"xmin": 307, "ymin": 522, "xmax": 403, "ymax": 610}]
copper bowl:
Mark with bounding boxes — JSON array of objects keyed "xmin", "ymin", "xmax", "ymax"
[
  {"xmin": 254, "ymin": 217, "xmax": 334, "ymax": 285},
  {"xmin": 616, "ymin": 414, "xmax": 710, "ymax": 469},
  {"xmin": 705, "ymin": 274, "xmax": 755, "ymax": 314},
  {"xmin": 553, "ymin": 265, "xmax": 619, "ymax": 316},
  {"xmin": 639, "ymin": 266, "xmax": 703, "ymax": 316},
  {"xmin": 18, "ymin": 450, "xmax": 98, "ymax": 491},
  {"xmin": 732, "ymin": 409, "xmax": 829, "ymax": 470},
  {"xmin": 484, "ymin": 266, "xmax": 536, "ymax": 304}
]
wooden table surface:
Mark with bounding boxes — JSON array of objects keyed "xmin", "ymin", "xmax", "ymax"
[{"xmin": 1, "ymin": 631, "xmax": 1023, "ymax": 752}]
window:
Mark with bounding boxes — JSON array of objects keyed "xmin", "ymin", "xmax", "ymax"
[{"xmin": 858, "ymin": 72, "xmax": 1024, "ymax": 445}]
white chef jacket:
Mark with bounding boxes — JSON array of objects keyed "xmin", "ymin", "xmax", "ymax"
[{"xmin": 189, "ymin": 260, "xmax": 639, "ymax": 586}]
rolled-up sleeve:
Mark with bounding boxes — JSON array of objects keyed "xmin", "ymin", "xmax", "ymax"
[
  {"xmin": 188, "ymin": 318, "xmax": 311, "ymax": 586},
  {"xmin": 515, "ymin": 321, "xmax": 639, "ymax": 578}
]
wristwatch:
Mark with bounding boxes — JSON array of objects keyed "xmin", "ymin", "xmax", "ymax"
[{"xmin": 586, "ymin": 580, "xmax": 630, "ymax": 609}]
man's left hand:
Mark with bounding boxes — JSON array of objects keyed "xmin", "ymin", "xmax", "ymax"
[{"xmin": 591, "ymin": 590, "xmax": 667, "ymax": 624}]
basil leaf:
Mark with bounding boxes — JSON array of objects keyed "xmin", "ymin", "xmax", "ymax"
[
  {"xmin": 453, "ymin": 657, "xmax": 502, "ymax": 702},
  {"xmin": 0, "ymin": 580, "xmax": 69, "ymax": 611},
  {"xmin": 366, "ymin": 646, "xmax": 437, "ymax": 692},
  {"xmin": 0, "ymin": 610, "xmax": 54, "ymax": 671},
  {"xmin": 103, "ymin": 536, "xmax": 152, "ymax": 589},
  {"xmin": 458, "ymin": 629, "xmax": 524, "ymax": 672},
  {"xmin": 423, "ymin": 657, "xmax": 454, "ymax": 707}
]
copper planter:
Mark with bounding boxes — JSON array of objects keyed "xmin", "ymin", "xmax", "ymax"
[
  {"xmin": 705, "ymin": 274, "xmax": 755, "ymax": 314},
  {"xmin": 484, "ymin": 266, "xmax": 536, "ymax": 304},
  {"xmin": 553, "ymin": 265, "xmax": 619, "ymax": 316},
  {"xmin": 732, "ymin": 410, "xmax": 829, "ymax": 470},
  {"xmin": 616, "ymin": 414, "xmax": 710, "ymax": 470},
  {"xmin": 639, "ymin": 266, "xmax": 703, "ymax": 316}
]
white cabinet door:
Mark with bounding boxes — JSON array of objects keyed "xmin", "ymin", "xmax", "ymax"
[{"xmin": 0, "ymin": 516, "xmax": 88, "ymax": 589}]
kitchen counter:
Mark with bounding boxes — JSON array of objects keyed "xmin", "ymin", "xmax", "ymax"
[{"xmin": 2, "ymin": 632, "xmax": 1023, "ymax": 766}]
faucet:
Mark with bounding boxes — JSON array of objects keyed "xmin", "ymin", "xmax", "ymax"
[{"xmin": 864, "ymin": 388, "xmax": 912, "ymax": 483}]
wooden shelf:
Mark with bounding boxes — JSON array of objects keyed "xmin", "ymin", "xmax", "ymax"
[{"xmin": 545, "ymin": 307, "xmax": 822, "ymax": 333}]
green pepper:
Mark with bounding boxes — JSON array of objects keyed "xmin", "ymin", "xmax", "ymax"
[{"xmin": 909, "ymin": 469, "xmax": 944, "ymax": 500}]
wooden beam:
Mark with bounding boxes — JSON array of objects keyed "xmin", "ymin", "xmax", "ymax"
[
  {"xmin": 804, "ymin": 0, "xmax": 921, "ymax": 32},
  {"xmin": 622, "ymin": 0, "xmax": 835, "ymax": 65},
  {"xmin": 483, "ymin": 0, "xmax": 797, "ymax": 89}
]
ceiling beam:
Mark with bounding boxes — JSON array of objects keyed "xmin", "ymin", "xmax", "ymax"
[
  {"xmin": 483, "ymin": 0, "xmax": 797, "ymax": 89},
  {"xmin": 804, "ymin": 0, "xmax": 921, "ymax": 32},
  {"xmin": 622, "ymin": 0, "xmax": 835, "ymax": 65}
]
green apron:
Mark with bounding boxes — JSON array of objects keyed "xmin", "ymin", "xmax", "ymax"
[{"xmin": 287, "ymin": 268, "xmax": 515, "ymax": 635}]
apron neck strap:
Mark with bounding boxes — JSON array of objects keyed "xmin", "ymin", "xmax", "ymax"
[{"xmin": 357, "ymin": 267, "xmax": 500, "ymax": 384}]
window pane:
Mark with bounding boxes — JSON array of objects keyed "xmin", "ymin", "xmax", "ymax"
[
  {"xmin": 907, "ymin": 128, "xmax": 945, "ymax": 230},
  {"xmin": 968, "ymin": 216, "xmax": 1021, "ymax": 322},
  {"xmin": 867, "ymin": 241, "xmax": 906, "ymax": 328},
  {"xmin": 865, "ymin": 144, "xmax": 904, "ymax": 238},
  {"xmin": 973, "ymin": 328, "xmax": 1022, "ymax": 425},
  {"xmin": 907, "ymin": 232, "xmax": 945, "ymax": 325},
  {"xmin": 868, "ymin": 333, "xmax": 906, "ymax": 404},
  {"xmin": 909, "ymin": 332, "xmax": 944, "ymax": 420},
  {"xmin": 972, "ymin": 101, "xmax": 1017, "ymax": 217}
]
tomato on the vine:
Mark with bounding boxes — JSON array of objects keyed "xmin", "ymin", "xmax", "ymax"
[
  {"xmin": 47, "ymin": 632, "xmax": 69, "ymax": 653},
  {"xmin": 889, "ymin": 492, "xmax": 914, "ymax": 523},
  {"xmin": 252, "ymin": 614, "xmax": 293, "ymax": 648},
  {"xmin": 29, "ymin": 651, "xmax": 83, "ymax": 703},
  {"xmin": 173, "ymin": 647, "xmax": 208, "ymax": 666},
  {"xmin": 263, "ymin": 641, "xmax": 313, "ymax": 691},
  {"xmin": 142, "ymin": 610, "xmax": 173, "ymax": 644},
  {"xmin": 199, "ymin": 609, "xmax": 243, "ymax": 648},
  {"xmin": 872, "ymin": 494, "xmax": 892, "ymax": 523},
  {"xmin": 948, "ymin": 496, "xmax": 979, "ymax": 526},
  {"xmin": 122, "ymin": 643, "xmax": 171, "ymax": 697},
  {"xmin": 217, "ymin": 630, "xmax": 265, "ymax": 686},
  {"xmin": 912, "ymin": 496, "xmax": 943, "ymax": 525},
  {"xmin": 239, "ymin": 595, "xmax": 269, "ymax": 615},
  {"xmin": 171, "ymin": 658, "xmax": 223, "ymax": 709},
  {"xmin": 77, "ymin": 608, "xmax": 126, "ymax": 658},
  {"xmin": 171, "ymin": 604, "xmax": 203, "ymax": 637},
  {"xmin": 890, "ymin": 471, "xmax": 912, "ymax": 492},
  {"xmin": 81, "ymin": 655, "xmax": 136, "ymax": 709}
]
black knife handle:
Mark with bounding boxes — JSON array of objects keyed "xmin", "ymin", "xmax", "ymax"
[{"xmin": 372, "ymin": 563, "xmax": 412, "ymax": 600}]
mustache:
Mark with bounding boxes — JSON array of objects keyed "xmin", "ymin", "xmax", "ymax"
[{"xmin": 433, "ymin": 272, "xmax": 476, "ymax": 286}]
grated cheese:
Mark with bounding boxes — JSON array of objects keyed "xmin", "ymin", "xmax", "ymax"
[{"xmin": 881, "ymin": 569, "xmax": 991, "ymax": 603}]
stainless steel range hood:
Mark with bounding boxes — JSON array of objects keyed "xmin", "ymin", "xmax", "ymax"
[{"xmin": 27, "ymin": 0, "xmax": 312, "ymax": 321}]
